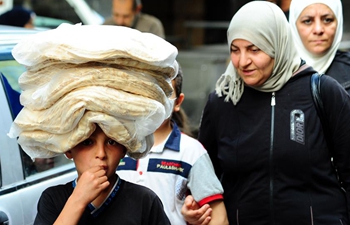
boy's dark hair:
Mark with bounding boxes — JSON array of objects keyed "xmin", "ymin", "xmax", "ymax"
[
  {"xmin": 171, "ymin": 65, "xmax": 194, "ymax": 137},
  {"xmin": 173, "ymin": 66, "xmax": 183, "ymax": 99}
]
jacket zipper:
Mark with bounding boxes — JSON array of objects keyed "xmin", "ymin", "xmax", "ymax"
[
  {"xmin": 270, "ymin": 92, "xmax": 276, "ymax": 224},
  {"xmin": 310, "ymin": 206, "xmax": 314, "ymax": 225},
  {"xmin": 236, "ymin": 92, "xmax": 276, "ymax": 225}
]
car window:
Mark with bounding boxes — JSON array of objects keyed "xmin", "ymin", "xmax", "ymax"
[{"xmin": 0, "ymin": 59, "xmax": 73, "ymax": 180}]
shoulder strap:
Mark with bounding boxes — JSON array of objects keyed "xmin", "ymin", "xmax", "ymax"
[{"xmin": 310, "ymin": 73, "xmax": 333, "ymax": 153}]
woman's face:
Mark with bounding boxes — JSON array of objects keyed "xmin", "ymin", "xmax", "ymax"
[
  {"xmin": 230, "ymin": 39, "xmax": 274, "ymax": 87},
  {"xmin": 296, "ymin": 3, "xmax": 337, "ymax": 56}
]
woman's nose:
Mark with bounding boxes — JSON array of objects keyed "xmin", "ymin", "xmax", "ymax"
[
  {"xmin": 239, "ymin": 52, "xmax": 251, "ymax": 67},
  {"xmin": 313, "ymin": 20, "xmax": 324, "ymax": 34}
]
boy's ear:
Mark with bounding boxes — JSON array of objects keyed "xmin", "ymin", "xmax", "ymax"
[
  {"xmin": 64, "ymin": 150, "xmax": 73, "ymax": 159},
  {"xmin": 174, "ymin": 93, "xmax": 184, "ymax": 112}
]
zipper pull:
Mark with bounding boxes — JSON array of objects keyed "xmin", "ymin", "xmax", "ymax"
[{"xmin": 271, "ymin": 92, "xmax": 276, "ymax": 106}]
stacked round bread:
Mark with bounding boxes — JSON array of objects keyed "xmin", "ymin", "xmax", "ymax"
[{"xmin": 8, "ymin": 23, "xmax": 178, "ymax": 159}]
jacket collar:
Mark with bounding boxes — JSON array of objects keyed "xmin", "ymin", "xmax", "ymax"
[{"xmin": 164, "ymin": 120, "xmax": 181, "ymax": 152}]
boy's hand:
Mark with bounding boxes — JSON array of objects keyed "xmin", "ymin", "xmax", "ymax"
[
  {"xmin": 181, "ymin": 195, "xmax": 212, "ymax": 225},
  {"xmin": 54, "ymin": 166, "xmax": 110, "ymax": 225},
  {"xmin": 73, "ymin": 166, "xmax": 110, "ymax": 205}
]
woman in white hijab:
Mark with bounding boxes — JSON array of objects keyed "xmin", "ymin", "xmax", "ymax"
[
  {"xmin": 181, "ymin": 1, "xmax": 350, "ymax": 224},
  {"xmin": 289, "ymin": 0, "xmax": 350, "ymax": 93}
]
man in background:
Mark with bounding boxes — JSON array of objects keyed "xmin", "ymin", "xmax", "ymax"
[{"xmin": 103, "ymin": 0, "xmax": 165, "ymax": 38}]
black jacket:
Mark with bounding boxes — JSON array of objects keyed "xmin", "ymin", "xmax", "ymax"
[
  {"xmin": 327, "ymin": 50, "xmax": 350, "ymax": 93},
  {"xmin": 199, "ymin": 66, "xmax": 350, "ymax": 225}
]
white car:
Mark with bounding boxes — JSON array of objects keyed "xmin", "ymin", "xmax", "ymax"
[{"xmin": 0, "ymin": 25, "xmax": 76, "ymax": 225}]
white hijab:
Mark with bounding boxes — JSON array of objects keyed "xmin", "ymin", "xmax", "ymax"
[
  {"xmin": 289, "ymin": 0, "xmax": 343, "ymax": 74},
  {"xmin": 215, "ymin": 1, "xmax": 301, "ymax": 105}
]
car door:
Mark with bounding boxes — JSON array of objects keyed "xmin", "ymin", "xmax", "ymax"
[{"xmin": 0, "ymin": 42, "xmax": 76, "ymax": 225}]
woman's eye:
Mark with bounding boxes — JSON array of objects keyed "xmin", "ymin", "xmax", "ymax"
[
  {"xmin": 323, "ymin": 17, "xmax": 334, "ymax": 24},
  {"xmin": 249, "ymin": 47, "xmax": 260, "ymax": 53},
  {"xmin": 302, "ymin": 19, "xmax": 312, "ymax": 25}
]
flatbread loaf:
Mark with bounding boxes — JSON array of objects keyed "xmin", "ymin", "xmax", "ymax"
[
  {"xmin": 24, "ymin": 58, "xmax": 177, "ymax": 80},
  {"xmin": 17, "ymin": 111, "xmax": 153, "ymax": 158},
  {"xmin": 12, "ymin": 24, "xmax": 178, "ymax": 73},
  {"xmin": 13, "ymin": 86, "xmax": 167, "ymax": 133},
  {"xmin": 19, "ymin": 64, "xmax": 173, "ymax": 110}
]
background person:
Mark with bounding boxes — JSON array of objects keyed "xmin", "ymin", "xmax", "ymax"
[
  {"xmin": 289, "ymin": 0, "xmax": 350, "ymax": 93},
  {"xmin": 182, "ymin": 1, "xmax": 350, "ymax": 224},
  {"xmin": 117, "ymin": 66, "xmax": 228, "ymax": 225},
  {"xmin": 266, "ymin": 0, "xmax": 291, "ymax": 19},
  {"xmin": 0, "ymin": 6, "xmax": 36, "ymax": 28},
  {"xmin": 103, "ymin": 0, "xmax": 165, "ymax": 38}
]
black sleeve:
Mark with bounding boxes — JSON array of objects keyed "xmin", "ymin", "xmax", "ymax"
[
  {"xmin": 34, "ymin": 185, "xmax": 70, "ymax": 225},
  {"xmin": 321, "ymin": 75, "xmax": 350, "ymax": 217},
  {"xmin": 198, "ymin": 92, "xmax": 222, "ymax": 178},
  {"xmin": 34, "ymin": 190, "xmax": 61, "ymax": 225},
  {"xmin": 326, "ymin": 51, "xmax": 350, "ymax": 93}
]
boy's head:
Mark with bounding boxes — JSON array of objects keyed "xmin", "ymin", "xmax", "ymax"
[
  {"xmin": 65, "ymin": 125, "xmax": 126, "ymax": 178},
  {"xmin": 170, "ymin": 65, "xmax": 194, "ymax": 136}
]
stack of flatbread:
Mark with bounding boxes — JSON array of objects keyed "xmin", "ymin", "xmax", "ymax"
[{"xmin": 8, "ymin": 23, "xmax": 178, "ymax": 159}]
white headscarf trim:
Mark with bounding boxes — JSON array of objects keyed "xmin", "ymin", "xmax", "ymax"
[
  {"xmin": 289, "ymin": 0, "xmax": 343, "ymax": 74},
  {"xmin": 216, "ymin": 1, "xmax": 301, "ymax": 105}
]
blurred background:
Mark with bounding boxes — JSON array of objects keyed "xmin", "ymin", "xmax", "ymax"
[
  {"xmin": 2, "ymin": 0, "xmax": 350, "ymax": 131},
  {"xmin": 4, "ymin": 0, "xmax": 347, "ymax": 49}
]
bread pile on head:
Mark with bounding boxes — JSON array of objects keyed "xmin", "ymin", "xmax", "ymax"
[{"xmin": 8, "ymin": 23, "xmax": 178, "ymax": 159}]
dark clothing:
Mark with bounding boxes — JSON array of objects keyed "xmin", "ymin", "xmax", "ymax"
[
  {"xmin": 326, "ymin": 50, "xmax": 350, "ymax": 94},
  {"xmin": 199, "ymin": 66, "xmax": 350, "ymax": 225},
  {"xmin": 34, "ymin": 177, "xmax": 170, "ymax": 225},
  {"xmin": 103, "ymin": 13, "xmax": 165, "ymax": 39},
  {"xmin": 0, "ymin": 6, "xmax": 33, "ymax": 27}
]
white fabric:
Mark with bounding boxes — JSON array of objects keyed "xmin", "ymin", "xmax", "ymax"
[
  {"xmin": 216, "ymin": 1, "xmax": 300, "ymax": 105},
  {"xmin": 289, "ymin": 0, "xmax": 343, "ymax": 73}
]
